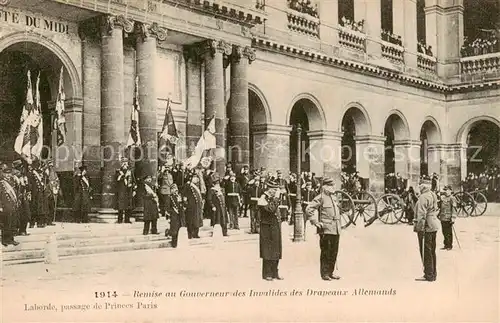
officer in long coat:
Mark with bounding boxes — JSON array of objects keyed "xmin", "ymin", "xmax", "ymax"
[
  {"xmin": 115, "ymin": 159, "xmax": 136, "ymax": 223},
  {"xmin": 225, "ymin": 171, "xmax": 241, "ymax": 230},
  {"xmin": 167, "ymin": 183, "xmax": 184, "ymax": 247},
  {"xmin": 413, "ymin": 178, "xmax": 440, "ymax": 282},
  {"xmin": 73, "ymin": 165, "xmax": 92, "ymax": 223},
  {"xmin": 0, "ymin": 164, "xmax": 20, "ymax": 246},
  {"xmin": 158, "ymin": 162, "xmax": 174, "ymax": 218},
  {"xmin": 248, "ymin": 175, "xmax": 264, "ymax": 234},
  {"xmin": 183, "ymin": 175, "xmax": 203, "ymax": 239},
  {"xmin": 12, "ymin": 161, "xmax": 31, "ymax": 235},
  {"xmin": 306, "ymin": 177, "xmax": 342, "ymax": 281},
  {"xmin": 237, "ymin": 165, "xmax": 250, "ymax": 217},
  {"xmin": 258, "ymin": 181, "xmax": 283, "ymax": 281},
  {"xmin": 28, "ymin": 160, "xmax": 49, "ymax": 228},
  {"xmin": 207, "ymin": 173, "xmax": 228, "ymax": 236},
  {"xmin": 142, "ymin": 175, "xmax": 160, "ymax": 235}
]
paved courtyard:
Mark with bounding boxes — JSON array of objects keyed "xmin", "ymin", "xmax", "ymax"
[{"xmin": 1, "ymin": 210, "xmax": 499, "ymax": 323}]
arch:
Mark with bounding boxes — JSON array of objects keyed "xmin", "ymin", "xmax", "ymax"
[
  {"xmin": 0, "ymin": 31, "xmax": 82, "ymax": 98},
  {"xmin": 419, "ymin": 116, "xmax": 442, "ymax": 145},
  {"xmin": 456, "ymin": 115, "xmax": 500, "ymax": 144},
  {"xmin": 339, "ymin": 102, "xmax": 372, "ymax": 136},
  {"xmin": 248, "ymin": 83, "xmax": 271, "ymax": 124},
  {"xmin": 383, "ymin": 110, "xmax": 411, "ymax": 140},
  {"xmin": 286, "ymin": 93, "xmax": 326, "ymax": 130}
]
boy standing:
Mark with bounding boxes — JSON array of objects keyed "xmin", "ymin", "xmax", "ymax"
[{"xmin": 438, "ymin": 185, "xmax": 457, "ymax": 250}]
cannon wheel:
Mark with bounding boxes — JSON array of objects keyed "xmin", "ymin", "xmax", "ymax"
[
  {"xmin": 333, "ymin": 190, "xmax": 355, "ymax": 229},
  {"xmin": 469, "ymin": 191, "xmax": 488, "ymax": 217},
  {"xmin": 350, "ymin": 190, "xmax": 378, "ymax": 227},
  {"xmin": 453, "ymin": 191, "xmax": 474, "ymax": 217},
  {"xmin": 376, "ymin": 194, "xmax": 404, "ymax": 224}
]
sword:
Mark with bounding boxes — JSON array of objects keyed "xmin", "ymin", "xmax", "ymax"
[
  {"xmin": 452, "ymin": 223, "xmax": 462, "ymax": 250},
  {"xmin": 53, "ymin": 194, "xmax": 58, "ymax": 223}
]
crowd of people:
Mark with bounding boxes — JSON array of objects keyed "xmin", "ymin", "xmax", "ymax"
[
  {"xmin": 417, "ymin": 40, "xmax": 433, "ymax": 56},
  {"xmin": 381, "ymin": 29, "xmax": 402, "ymax": 46},
  {"xmin": 0, "ymin": 158, "xmax": 59, "ymax": 246},
  {"xmin": 339, "ymin": 16, "xmax": 364, "ymax": 33},
  {"xmin": 461, "ymin": 166, "xmax": 500, "ymax": 202},
  {"xmin": 461, "ymin": 34, "xmax": 500, "ymax": 57},
  {"xmin": 287, "ymin": 0, "xmax": 318, "ymax": 18}
]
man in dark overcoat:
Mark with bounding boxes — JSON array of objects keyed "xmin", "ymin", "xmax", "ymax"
[
  {"xmin": 225, "ymin": 171, "xmax": 241, "ymax": 230},
  {"xmin": 142, "ymin": 175, "xmax": 160, "ymax": 235},
  {"xmin": 0, "ymin": 164, "xmax": 20, "ymax": 246},
  {"xmin": 248, "ymin": 175, "xmax": 264, "ymax": 234},
  {"xmin": 183, "ymin": 175, "xmax": 203, "ymax": 239},
  {"xmin": 207, "ymin": 173, "xmax": 228, "ymax": 236},
  {"xmin": 73, "ymin": 165, "xmax": 92, "ymax": 223},
  {"xmin": 29, "ymin": 159, "xmax": 49, "ymax": 228},
  {"xmin": 12, "ymin": 161, "xmax": 31, "ymax": 235},
  {"xmin": 258, "ymin": 181, "xmax": 283, "ymax": 281},
  {"xmin": 115, "ymin": 159, "xmax": 136, "ymax": 223},
  {"xmin": 167, "ymin": 183, "xmax": 185, "ymax": 247},
  {"xmin": 237, "ymin": 165, "xmax": 250, "ymax": 218}
]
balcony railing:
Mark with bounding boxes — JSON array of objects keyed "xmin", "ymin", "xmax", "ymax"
[
  {"xmin": 460, "ymin": 52, "xmax": 500, "ymax": 76},
  {"xmin": 338, "ymin": 26, "xmax": 366, "ymax": 52},
  {"xmin": 417, "ymin": 53, "xmax": 437, "ymax": 73},
  {"xmin": 285, "ymin": 8, "xmax": 320, "ymax": 38},
  {"xmin": 381, "ymin": 40, "xmax": 404, "ymax": 64}
]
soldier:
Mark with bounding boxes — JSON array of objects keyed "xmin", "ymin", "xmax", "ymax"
[
  {"xmin": 0, "ymin": 163, "xmax": 20, "ymax": 246},
  {"xmin": 258, "ymin": 181, "xmax": 283, "ymax": 281},
  {"xmin": 248, "ymin": 175, "xmax": 264, "ymax": 234},
  {"xmin": 431, "ymin": 172, "xmax": 440, "ymax": 192},
  {"xmin": 207, "ymin": 173, "xmax": 228, "ymax": 237},
  {"xmin": 158, "ymin": 161, "xmax": 174, "ymax": 218},
  {"xmin": 438, "ymin": 185, "xmax": 457, "ymax": 250},
  {"xmin": 287, "ymin": 173, "xmax": 298, "ymax": 219},
  {"xmin": 301, "ymin": 180, "xmax": 316, "ymax": 214},
  {"xmin": 277, "ymin": 182, "xmax": 291, "ymax": 222},
  {"xmin": 12, "ymin": 160, "xmax": 30, "ymax": 235},
  {"xmin": 115, "ymin": 159, "xmax": 136, "ymax": 224},
  {"xmin": 413, "ymin": 178, "xmax": 440, "ymax": 282},
  {"xmin": 28, "ymin": 159, "xmax": 49, "ymax": 228},
  {"xmin": 306, "ymin": 177, "xmax": 342, "ymax": 281},
  {"xmin": 225, "ymin": 171, "xmax": 241, "ymax": 230},
  {"xmin": 237, "ymin": 165, "xmax": 250, "ymax": 218},
  {"xmin": 167, "ymin": 183, "xmax": 184, "ymax": 248},
  {"xmin": 183, "ymin": 175, "xmax": 203, "ymax": 239},
  {"xmin": 73, "ymin": 165, "xmax": 92, "ymax": 223},
  {"xmin": 141, "ymin": 175, "xmax": 160, "ymax": 235}
]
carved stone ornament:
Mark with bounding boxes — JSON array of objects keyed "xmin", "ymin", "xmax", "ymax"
[
  {"xmin": 136, "ymin": 22, "xmax": 168, "ymax": 42},
  {"xmin": 100, "ymin": 14, "xmax": 134, "ymax": 36},
  {"xmin": 243, "ymin": 46, "xmax": 256, "ymax": 63},
  {"xmin": 201, "ymin": 39, "xmax": 232, "ymax": 57}
]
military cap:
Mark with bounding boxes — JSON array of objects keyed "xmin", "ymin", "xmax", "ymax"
[
  {"xmin": 12, "ymin": 160, "xmax": 23, "ymax": 169},
  {"xmin": 79, "ymin": 165, "xmax": 87, "ymax": 171},
  {"xmin": 276, "ymin": 170, "xmax": 282, "ymax": 175},
  {"xmin": 443, "ymin": 185, "xmax": 452, "ymax": 191},
  {"xmin": 143, "ymin": 174, "xmax": 152, "ymax": 180},
  {"xmin": 266, "ymin": 180, "xmax": 279, "ymax": 189},
  {"xmin": 322, "ymin": 177, "xmax": 335, "ymax": 186},
  {"xmin": 211, "ymin": 172, "xmax": 221, "ymax": 183},
  {"xmin": 170, "ymin": 183, "xmax": 178, "ymax": 190},
  {"xmin": 419, "ymin": 178, "xmax": 431, "ymax": 185}
]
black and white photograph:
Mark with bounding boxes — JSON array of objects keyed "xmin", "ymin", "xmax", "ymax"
[{"xmin": 0, "ymin": 0, "xmax": 499, "ymax": 322}]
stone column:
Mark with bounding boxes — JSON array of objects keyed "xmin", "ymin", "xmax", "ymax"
[
  {"xmin": 183, "ymin": 46, "xmax": 203, "ymax": 157},
  {"xmin": 354, "ymin": 135, "xmax": 386, "ymax": 195},
  {"xmin": 135, "ymin": 22, "xmax": 167, "ymax": 182},
  {"xmin": 319, "ymin": 0, "xmax": 339, "ymax": 52},
  {"xmin": 307, "ymin": 130, "xmax": 343, "ymax": 188},
  {"xmin": 251, "ymin": 124, "xmax": 291, "ymax": 174},
  {"xmin": 354, "ymin": 0, "xmax": 382, "ymax": 57},
  {"xmin": 228, "ymin": 45, "xmax": 256, "ymax": 171},
  {"xmin": 394, "ymin": 140, "xmax": 421, "ymax": 187},
  {"xmin": 200, "ymin": 39, "xmax": 232, "ymax": 175},
  {"xmin": 393, "ymin": 0, "xmax": 418, "ymax": 69},
  {"xmin": 99, "ymin": 15, "xmax": 133, "ymax": 209},
  {"xmin": 425, "ymin": 0, "xmax": 464, "ymax": 78}
]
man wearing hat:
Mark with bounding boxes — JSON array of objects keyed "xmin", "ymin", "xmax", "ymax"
[
  {"xmin": 306, "ymin": 177, "xmax": 342, "ymax": 281},
  {"xmin": 115, "ymin": 158, "xmax": 136, "ymax": 224},
  {"xmin": 225, "ymin": 171, "xmax": 242, "ymax": 230},
  {"xmin": 207, "ymin": 173, "xmax": 228, "ymax": 236},
  {"xmin": 158, "ymin": 161, "xmax": 174, "ymax": 219},
  {"xmin": 237, "ymin": 165, "xmax": 251, "ymax": 218},
  {"xmin": 247, "ymin": 175, "xmax": 264, "ymax": 234},
  {"xmin": 142, "ymin": 175, "xmax": 160, "ymax": 235},
  {"xmin": 12, "ymin": 160, "xmax": 31, "ymax": 235},
  {"xmin": 28, "ymin": 159, "xmax": 49, "ymax": 228},
  {"xmin": 438, "ymin": 185, "xmax": 457, "ymax": 250},
  {"xmin": 73, "ymin": 165, "xmax": 92, "ymax": 223},
  {"xmin": 183, "ymin": 174, "xmax": 203, "ymax": 239},
  {"xmin": 258, "ymin": 180, "xmax": 283, "ymax": 280},
  {"xmin": 167, "ymin": 183, "xmax": 185, "ymax": 247},
  {"xmin": 413, "ymin": 177, "xmax": 440, "ymax": 282},
  {"xmin": 0, "ymin": 164, "xmax": 20, "ymax": 246}
]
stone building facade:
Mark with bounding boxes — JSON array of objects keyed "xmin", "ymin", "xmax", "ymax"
[{"xmin": 0, "ymin": 0, "xmax": 498, "ymax": 209}]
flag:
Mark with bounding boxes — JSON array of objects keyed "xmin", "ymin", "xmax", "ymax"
[
  {"xmin": 159, "ymin": 98, "xmax": 178, "ymax": 150},
  {"xmin": 127, "ymin": 76, "xmax": 141, "ymax": 147},
  {"xmin": 14, "ymin": 70, "xmax": 43, "ymax": 161},
  {"xmin": 54, "ymin": 67, "xmax": 67, "ymax": 146},
  {"xmin": 32, "ymin": 72, "xmax": 43, "ymax": 157},
  {"xmin": 183, "ymin": 116, "xmax": 216, "ymax": 169}
]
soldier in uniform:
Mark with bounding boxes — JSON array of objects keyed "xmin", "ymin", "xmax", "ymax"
[
  {"xmin": 225, "ymin": 171, "xmax": 241, "ymax": 230},
  {"xmin": 237, "ymin": 165, "xmax": 250, "ymax": 218},
  {"xmin": 248, "ymin": 175, "xmax": 264, "ymax": 234},
  {"xmin": 167, "ymin": 183, "xmax": 184, "ymax": 248},
  {"xmin": 44, "ymin": 160, "xmax": 59, "ymax": 226},
  {"xmin": 299, "ymin": 181, "xmax": 316, "ymax": 226},
  {"xmin": 413, "ymin": 178, "xmax": 440, "ymax": 282},
  {"xmin": 287, "ymin": 173, "xmax": 298, "ymax": 219},
  {"xmin": 142, "ymin": 175, "xmax": 160, "ymax": 235},
  {"xmin": 306, "ymin": 177, "xmax": 342, "ymax": 281},
  {"xmin": 0, "ymin": 163, "xmax": 20, "ymax": 246},
  {"xmin": 115, "ymin": 159, "xmax": 136, "ymax": 224},
  {"xmin": 431, "ymin": 172, "xmax": 440, "ymax": 193},
  {"xmin": 207, "ymin": 173, "xmax": 228, "ymax": 237},
  {"xmin": 258, "ymin": 181, "xmax": 283, "ymax": 281},
  {"xmin": 278, "ymin": 182, "xmax": 291, "ymax": 222},
  {"xmin": 183, "ymin": 175, "xmax": 203, "ymax": 239},
  {"xmin": 438, "ymin": 185, "xmax": 457, "ymax": 250},
  {"xmin": 13, "ymin": 160, "xmax": 31, "ymax": 235},
  {"xmin": 28, "ymin": 159, "xmax": 49, "ymax": 228},
  {"xmin": 158, "ymin": 161, "xmax": 174, "ymax": 218},
  {"xmin": 73, "ymin": 165, "xmax": 92, "ymax": 223}
]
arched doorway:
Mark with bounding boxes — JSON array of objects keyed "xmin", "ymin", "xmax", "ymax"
[
  {"xmin": 466, "ymin": 120, "xmax": 500, "ymax": 175},
  {"xmin": 248, "ymin": 87, "xmax": 269, "ymax": 170},
  {"xmin": 419, "ymin": 119, "xmax": 441, "ymax": 177},
  {"xmin": 288, "ymin": 97, "xmax": 324, "ymax": 175},
  {"xmin": 383, "ymin": 113, "xmax": 410, "ymax": 188},
  {"xmin": 340, "ymin": 106, "xmax": 371, "ymax": 175},
  {"xmin": 0, "ymin": 42, "xmax": 62, "ymax": 162}
]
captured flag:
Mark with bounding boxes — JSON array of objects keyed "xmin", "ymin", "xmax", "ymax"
[
  {"xmin": 183, "ymin": 116, "xmax": 216, "ymax": 169},
  {"xmin": 14, "ymin": 70, "xmax": 43, "ymax": 161},
  {"xmin": 159, "ymin": 98, "xmax": 179, "ymax": 148},
  {"xmin": 54, "ymin": 66, "xmax": 67, "ymax": 146},
  {"xmin": 127, "ymin": 76, "xmax": 141, "ymax": 147}
]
